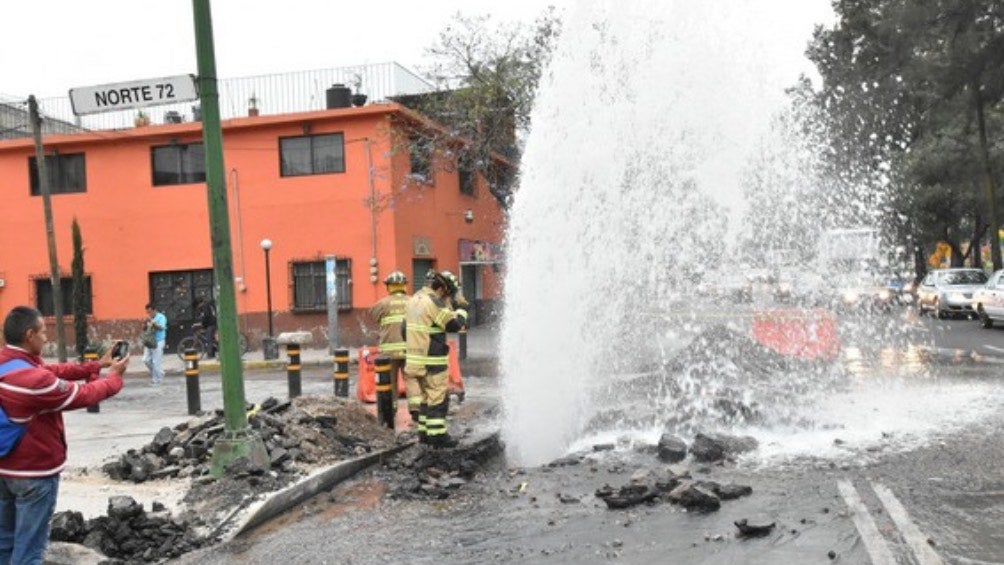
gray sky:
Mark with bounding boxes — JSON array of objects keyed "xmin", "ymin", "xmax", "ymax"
[{"xmin": 2, "ymin": 0, "xmax": 566, "ymax": 99}]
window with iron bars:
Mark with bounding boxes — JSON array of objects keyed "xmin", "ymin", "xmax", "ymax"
[{"xmin": 291, "ymin": 259, "xmax": 351, "ymax": 311}]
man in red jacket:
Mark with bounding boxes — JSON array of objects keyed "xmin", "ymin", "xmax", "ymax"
[{"xmin": 0, "ymin": 306, "xmax": 128, "ymax": 564}]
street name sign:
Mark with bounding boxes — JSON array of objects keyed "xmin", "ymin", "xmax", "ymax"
[{"xmin": 69, "ymin": 75, "xmax": 198, "ymax": 116}]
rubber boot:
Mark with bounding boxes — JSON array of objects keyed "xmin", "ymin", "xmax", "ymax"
[{"xmin": 417, "ymin": 403, "xmax": 428, "ymax": 444}]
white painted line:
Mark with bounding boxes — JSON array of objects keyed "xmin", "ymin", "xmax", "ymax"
[
  {"xmin": 871, "ymin": 482, "xmax": 944, "ymax": 565},
  {"xmin": 982, "ymin": 344, "xmax": 1004, "ymax": 354},
  {"xmin": 837, "ymin": 480, "xmax": 898, "ymax": 565}
]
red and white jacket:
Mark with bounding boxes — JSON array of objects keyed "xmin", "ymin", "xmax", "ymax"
[{"xmin": 0, "ymin": 345, "xmax": 123, "ymax": 478}]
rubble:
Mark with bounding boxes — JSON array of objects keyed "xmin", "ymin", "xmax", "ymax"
[
  {"xmin": 51, "ymin": 395, "xmax": 399, "ymax": 563},
  {"xmin": 595, "ymin": 462, "xmax": 752, "ymax": 513},
  {"xmin": 386, "ymin": 433, "xmax": 504, "ymax": 500},
  {"xmin": 734, "ymin": 518, "xmax": 776, "ymax": 538},
  {"xmin": 690, "ymin": 432, "xmax": 758, "ymax": 463}
]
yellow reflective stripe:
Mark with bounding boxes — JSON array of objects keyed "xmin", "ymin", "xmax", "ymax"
[
  {"xmin": 380, "ymin": 342, "xmax": 407, "ymax": 352},
  {"xmin": 380, "ymin": 315, "xmax": 405, "ymax": 325},
  {"xmin": 375, "ymin": 385, "xmax": 393, "ymax": 392},
  {"xmin": 425, "ymin": 417, "xmax": 446, "ymax": 425},
  {"xmin": 407, "ymin": 397, "xmax": 423, "ymax": 407},
  {"xmin": 455, "ymin": 308, "xmax": 468, "ymax": 318},
  {"xmin": 406, "ymin": 354, "xmax": 449, "ymax": 365},
  {"xmin": 434, "ymin": 309, "xmax": 453, "ymax": 327},
  {"xmin": 408, "ymin": 324, "xmax": 444, "ymax": 335}
]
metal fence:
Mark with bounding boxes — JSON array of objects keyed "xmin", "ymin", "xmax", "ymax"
[{"xmin": 3, "ymin": 62, "xmax": 433, "ymax": 134}]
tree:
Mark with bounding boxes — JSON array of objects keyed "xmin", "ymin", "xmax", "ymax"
[
  {"xmin": 396, "ymin": 8, "xmax": 561, "ymax": 207},
  {"xmin": 805, "ymin": 0, "xmax": 1004, "ymax": 271},
  {"xmin": 71, "ymin": 218, "xmax": 88, "ymax": 360}
]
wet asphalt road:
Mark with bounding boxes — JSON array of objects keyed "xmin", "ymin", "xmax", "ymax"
[{"xmin": 171, "ymin": 306, "xmax": 1004, "ymax": 564}]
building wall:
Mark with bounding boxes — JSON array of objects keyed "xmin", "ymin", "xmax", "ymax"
[{"xmin": 0, "ymin": 104, "xmax": 505, "ymax": 349}]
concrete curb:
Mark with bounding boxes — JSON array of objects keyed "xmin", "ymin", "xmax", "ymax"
[
  {"xmin": 217, "ymin": 442, "xmax": 414, "ymax": 540},
  {"xmin": 916, "ymin": 345, "xmax": 1004, "ymax": 364}
]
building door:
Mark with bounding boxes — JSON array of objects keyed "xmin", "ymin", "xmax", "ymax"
[
  {"xmin": 411, "ymin": 259, "xmax": 436, "ymax": 293},
  {"xmin": 149, "ymin": 269, "xmax": 214, "ymax": 353},
  {"xmin": 460, "ymin": 264, "xmax": 480, "ymax": 325}
]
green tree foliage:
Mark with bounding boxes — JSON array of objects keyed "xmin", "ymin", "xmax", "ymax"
[
  {"xmin": 71, "ymin": 218, "xmax": 88, "ymax": 360},
  {"xmin": 806, "ymin": 0, "xmax": 1004, "ymax": 271},
  {"xmin": 400, "ymin": 8, "xmax": 561, "ymax": 207}
]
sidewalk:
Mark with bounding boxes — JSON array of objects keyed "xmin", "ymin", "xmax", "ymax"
[
  {"xmin": 48, "ymin": 323, "xmax": 501, "ymax": 378},
  {"xmin": 50, "ymin": 325, "xmax": 499, "ymax": 520}
]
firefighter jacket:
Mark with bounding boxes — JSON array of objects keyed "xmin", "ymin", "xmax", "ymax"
[
  {"xmin": 405, "ymin": 287, "xmax": 466, "ymax": 376},
  {"xmin": 369, "ymin": 291, "xmax": 409, "ymax": 359}
]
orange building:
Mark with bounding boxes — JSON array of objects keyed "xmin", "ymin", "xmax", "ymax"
[{"xmin": 0, "ymin": 102, "xmax": 505, "ymax": 352}]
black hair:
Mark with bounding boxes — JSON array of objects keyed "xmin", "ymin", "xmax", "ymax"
[{"xmin": 3, "ymin": 306, "xmax": 42, "ymax": 346}]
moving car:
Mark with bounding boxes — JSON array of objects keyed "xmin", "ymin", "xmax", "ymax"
[
  {"xmin": 971, "ymin": 269, "xmax": 1004, "ymax": 328},
  {"xmin": 916, "ymin": 268, "xmax": 988, "ymax": 319}
]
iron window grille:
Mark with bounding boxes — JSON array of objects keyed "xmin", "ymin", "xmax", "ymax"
[{"xmin": 291, "ymin": 259, "xmax": 351, "ymax": 311}]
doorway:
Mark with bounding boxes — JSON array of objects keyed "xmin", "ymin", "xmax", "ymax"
[{"xmin": 149, "ymin": 269, "xmax": 214, "ymax": 353}]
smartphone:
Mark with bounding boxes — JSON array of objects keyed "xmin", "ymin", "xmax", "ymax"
[{"xmin": 111, "ymin": 340, "xmax": 129, "ymax": 360}]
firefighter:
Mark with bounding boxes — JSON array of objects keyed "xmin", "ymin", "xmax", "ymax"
[
  {"xmin": 405, "ymin": 270, "xmax": 468, "ymax": 447},
  {"xmin": 369, "ymin": 270, "xmax": 410, "ymax": 413}
]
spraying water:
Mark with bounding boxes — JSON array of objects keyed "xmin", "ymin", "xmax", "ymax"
[{"xmin": 500, "ymin": 0, "xmax": 845, "ymax": 467}]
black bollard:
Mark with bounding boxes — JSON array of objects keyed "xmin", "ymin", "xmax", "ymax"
[
  {"xmin": 374, "ymin": 355, "xmax": 394, "ymax": 429},
  {"xmin": 286, "ymin": 343, "xmax": 302, "ymax": 399},
  {"xmin": 458, "ymin": 328, "xmax": 468, "ymax": 361},
  {"xmin": 184, "ymin": 348, "xmax": 201, "ymax": 415},
  {"xmin": 84, "ymin": 348, "xmax": 100, "ymax": 413},
  {"xmin": 333, "ymin": 348, "xmax": 349, "ymax": 397}
]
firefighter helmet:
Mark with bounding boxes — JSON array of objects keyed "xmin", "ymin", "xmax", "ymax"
[
  {"xmin": 440, "ymin": 270, "xmax": 460, "ymax": 295},
  {"xmin": 383, "ymin": 270, "xmax": 408, "ymax": 285}
]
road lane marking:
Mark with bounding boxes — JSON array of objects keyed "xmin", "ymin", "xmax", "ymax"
[
  {"xmin": 871, "ymin": 482, "xmax": 944, "ymax": 565},
  {"xmin": 982, "ymin": 344, "xmax": 1004, "ymax": 354},
  {"xmin": 837, "ymin": 480, "xmax": 897, "ymax": 565}
]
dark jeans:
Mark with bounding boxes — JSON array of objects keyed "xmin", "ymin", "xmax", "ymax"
[
  {"xmin": 0, "ymin": 475, "xmax": 60, "ymax": 565},
  {"xmin": 204, "ymin": 324, "xmax": 218, "ymax": 356}
]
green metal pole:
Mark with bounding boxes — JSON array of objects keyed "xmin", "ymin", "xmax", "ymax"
[{"xmin": 192, "ymin": 0, "xmax": 268, "ymax": 477}]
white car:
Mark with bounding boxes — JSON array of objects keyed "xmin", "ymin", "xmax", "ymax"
[
  {"xmin": 971, "ymin": 269, "xmax": 1004, "ymax": 328},
  {"xmin": 916, "ymin": 268, "xmax": 989, "ymax": 319}
]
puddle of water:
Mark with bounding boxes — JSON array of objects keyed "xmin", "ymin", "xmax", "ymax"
[{"xmin": 243, "ymin": 481, "xmax": 387, "ymax": 540}]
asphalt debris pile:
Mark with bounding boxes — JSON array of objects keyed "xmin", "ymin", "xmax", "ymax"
[
  {"xmin": 58, "ymin": 395, "xmax": 399, "ymax": 563},
  {"xmin": 50, "ymin": 495, "xmax": 209, "ymax": 563},
  {"xmin": 384, "ymin": 433, "xmax": 504, "ymax": 500},
  {"xmin": 103, "ymin": 395, "xmax": 396, "ymax": 487},
  {"xmin": 594, "ymin": 463, "xmax": 753, "ymax": 512}
]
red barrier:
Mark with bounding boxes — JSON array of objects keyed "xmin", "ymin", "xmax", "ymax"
[
  {"xmin": 751, "ymin": 308, "xmax": 840, "ymax": 361},
  {"xmin": 446, "ymin": 339, "xmax": 465, "ymax": 398},
  {"xmin": 357, "ymin": 341, "xmax": 465, "ymax": 403}
]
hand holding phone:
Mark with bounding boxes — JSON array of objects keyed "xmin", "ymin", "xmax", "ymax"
[{"xmin": 111, "ymin": 340, "xmax": 130, "ymax": 360}]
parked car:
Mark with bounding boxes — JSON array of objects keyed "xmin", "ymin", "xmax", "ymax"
[
  {"xmin": 832, "ymin": 276, "xmax": 895, "ymax": 312},
  {"xmin": 916, "ymin": 268, "xmax": 989, "ymax": 319},
  {"xmin": 971, "ymin": 269, "xmax": 1004, "ymax": 328}
]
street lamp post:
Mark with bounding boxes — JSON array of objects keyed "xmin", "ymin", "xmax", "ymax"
[{"xmin": 260, "ymin": 238, "xmax": 278, "ymax": 360}]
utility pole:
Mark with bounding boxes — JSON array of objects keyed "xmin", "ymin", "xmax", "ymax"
[
  {"xmin": 28, "ymin": 96, "xmax": 68, "ymax": 362},
  {"xmin": 192, "ymin": 0, "xmax": 268, "ymax": 476}
]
